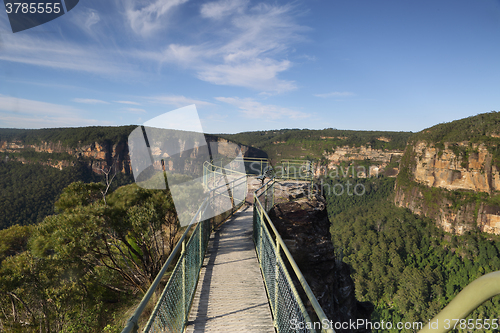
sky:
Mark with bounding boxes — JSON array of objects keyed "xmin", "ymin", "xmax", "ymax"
[{"xmin": 1, "ymin": 0, "xmax": 500, "ymax": 134}]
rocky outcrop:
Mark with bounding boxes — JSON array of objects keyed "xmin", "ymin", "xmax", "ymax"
[
  {"xmin": 268, "ymin": 195, "xmax": 373, "ymax": 332},
  {"xmin": 315, "ymin": 146, "xmax": 403, "ymax": 178},
  {"xmin": 411, "ymin": 141, "xmax": 500, "ymax": 193},
  {"xmin": 395, "ymin": 140, "xmax": 500, "ymax": 235},
  {"xmin": 0, "ymin": 136, "xmax": 262, "ymax": 177},
  {"xmin": 0, "ymin": 140, "xmax": 131, "ymax": 174}
]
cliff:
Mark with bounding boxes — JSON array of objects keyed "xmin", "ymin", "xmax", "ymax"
[
  {"xmin": 395, "ymin": 112, "xmax": 500, "ymax": 235},
  {"xmin": 222, "ymin": 129, "xmax": 411, "ymax": 163},
  {"xmin": 268, "ymin": 192, "xmax": 373, "ymax": 332},
  {"xmin": 0, "ymin": 140, "xmax": 131, "ymax": 174},
  {"xmin": 317, "ymin": 145, "xmax": 403, "ymax": 178},
  {"xmin": 0, "ymin": 131, "xmax": 264, "ymax": 177}
]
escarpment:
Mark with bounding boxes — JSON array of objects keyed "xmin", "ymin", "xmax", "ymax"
[
  {"xmin": 395, "ymin": 112, "xmax": 500, "ymax": 235},
  {"xmin": 0, "ymin": 131, "xmax": 264, "ymax": 176},
  {"xmin": 268, "ymin": 194, "xmax": 373, "ymax": 332}
]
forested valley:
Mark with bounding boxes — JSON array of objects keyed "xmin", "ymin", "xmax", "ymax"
[
  {"xmin": 0, "ymin": 160, "xmax": 134, "ymax": 230},
  {"xmin": 0, "ymin": 179, "xmax": 180, "ymax": 332},
  {"xmin": 325, "ymin": 177, "xmax": 500, "ymax": 332}
]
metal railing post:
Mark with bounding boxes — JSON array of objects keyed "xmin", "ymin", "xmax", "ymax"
[
  {"xmin": 274, "ymin": 240, "xmax": 281, "ymax": 329},
  {"xmin": 182, "ymin": 239, "xmax": 186, "ymax": 322},
  {"xmin": 259, "ymin": 205, "xmax": 264, "ymax": 256},
  {"xmin": 264, "ymin": 183, "xmax": 268, "ymax": 211},
  {"xmin": 199, "ymin": 218, "xmax": 203, "ymax": 266}
]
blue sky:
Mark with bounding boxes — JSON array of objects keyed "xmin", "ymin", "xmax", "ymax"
[{"xmin": 1, "ymin": 0, "xmax": 500, "ymax": 134}]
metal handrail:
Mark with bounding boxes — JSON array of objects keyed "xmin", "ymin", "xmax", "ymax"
[
  {"xmin": 121, "ymin": 199, "xmax": 208, "ymax": 333},
  {"xmin": 253, "ymin": 177, "xmax": 334, "ymax": 333},
  {"xmin": 419, "ymin": 271, "xmax": 500, "ymax": 333},
  {"xmin": 274, "ymin": 160, "xmax": 314, "ymax": 182},
  {"xmin": 122, "ymin": 165, "xmax": 245, "ymax": 333}
]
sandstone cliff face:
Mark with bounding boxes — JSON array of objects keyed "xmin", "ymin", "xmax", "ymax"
[
  {"xmin": 315, "ymin": 145, "xmax": 403, "ymax": 178},
  {"xmin": 269, "ymin": 195, "xmax": 373, "ymax": 332},
  {"xmin": 0, "ymin": 140, "xmax": 131, "ymax": 174},
  {"xmin": 412, "ymin": 141, "xmax": 500, "ymax": 193},
  {"xmin": 0, "ymin": 137, "xmax": 261, "ymax": 176},
  {"xmin": 395, "ymin": 141, "xmax": 500, "ymax": 235}
]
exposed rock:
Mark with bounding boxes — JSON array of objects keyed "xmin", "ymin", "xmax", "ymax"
[
  {"xmin": 395, "ymin": 140, "xmax": 500, "ymax": 234},
  {"xmin": 411, "ymin": 141, "xmax": 500, "ymax": 193},
  {"xmin": 315, "ymin": 145, "xmax": 403, "ymax": 178},
  {"xmin": 0, "ymin": 136, "xmax": 262, "ymax": 177},
  {"xmin": 268, "ymin": 194, "xmax": 373, "ymax": 332}
]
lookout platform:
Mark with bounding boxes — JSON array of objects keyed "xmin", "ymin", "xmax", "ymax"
[{"xmin": 184, "ymin": 206, "xmax": 275, "ymax": 333}]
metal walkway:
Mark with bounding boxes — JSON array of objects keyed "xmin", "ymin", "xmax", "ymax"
[{"xmin": 185, "ymin": 206, "xmax": 274, "ymax": 333}]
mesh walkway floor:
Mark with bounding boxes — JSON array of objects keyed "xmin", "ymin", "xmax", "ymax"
[{"xmin": 184, "ymin": 206, "xmax": 275, "ymax": 333}]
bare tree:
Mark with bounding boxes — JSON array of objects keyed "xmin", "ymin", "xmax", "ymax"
[{"xmin": 93, "ymin": 159, "xmax": 118, "ymax": 205}]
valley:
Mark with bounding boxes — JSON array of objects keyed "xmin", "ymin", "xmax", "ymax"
[{"xmin": 1, "ymin": 111, "xmax": 500, "ymax": 332}]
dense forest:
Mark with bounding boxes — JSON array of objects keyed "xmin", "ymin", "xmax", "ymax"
[
  {"xmin": 221, "ymin": 128, "xmax": 412, "ymax": 162},
  {"xmin": 0, "ymin": 160, "xmax": 134, "ymax": 230},
  {"xmin": 0, "ymin": 126, "xmax": 136, "ymax": 147},
  {"xmin": 410, "ymin": 111, "xmax": 500, "ymax": 144},
  {"xmin": 0, "ymin": 181, "xmax": 179, "ymax": 332},
  {"xmin": 324, "ymin": 177, "xmax": 500, "ymax": 332}
]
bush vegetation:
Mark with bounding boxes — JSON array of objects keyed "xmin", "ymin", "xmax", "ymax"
[
  {"xmin": 221, "ymin": 128, "xmax": 412, "ymax": 162},
  {"xmin": 0, "ymin": 181, "xmax": 179, "ymax": 332},
  {"xmin": 325, "ymin": 177, "xmax": 500, "ymax": 332}
]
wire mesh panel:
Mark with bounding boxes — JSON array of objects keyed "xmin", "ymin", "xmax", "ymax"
[
  {"xmin": 274, "ymin": 160, "xmax": 314, "ymax": 181},
  {"xmin": 122, "ymin": 162, "xmax": 248, "ymax": 333},
  {"xmin": 144, "ymin": 218, "xmax": 210, "ymax": 333},
  {"xmin": 145, "ymin": 249, "xmax": 187, "ymax": 333},
  {"xmin": 260, "ymin": 223, "xmax": 277, "ymax": 312},
  {"xmin": 275, "ymin": 259, "xmax": 310, "ymax": 333},
  {"xmin": 253, "ymin": 181, "xmax": 333, "ymax": 333}
]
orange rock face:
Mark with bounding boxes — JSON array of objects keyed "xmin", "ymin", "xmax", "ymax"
[
  {"xmin": 395, "ymin": 141, "xmax": 500, "ymax": 235},
  {"xmin": 412, "ymin": 141, "xmax": 499, "ymax": 193}
]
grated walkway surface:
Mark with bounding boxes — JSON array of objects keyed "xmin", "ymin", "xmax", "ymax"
[{"xmin": 185, "ymin": 206, "xmax": 275, "ymax": 333}]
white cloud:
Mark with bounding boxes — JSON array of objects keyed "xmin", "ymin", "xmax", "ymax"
[
  {"xmin": 314, "ymin": 92, "xmax": 355, "ymax": 98},
  {"xmin": 73, "ymin": 98, "xmax": 109, "ymax": 104},
  {"xmin": 149, "ymin": 95, "xmax": 213, "ymax": 107},
  {"xmin": 156, "ymin": 2, "xmax": 308, "ymax": 94},
  {"xmin": 198, "ymin": 59, "xmax": 295, "ymax": 93},
  {"xmin": 0, "ymin": 1, "xmax": 309, "ymax": 95},
  {"xmin": 0, "ymin": 33, "xmax": 133, "ymax": 76},
  {"xmin": 215, "ymin": 97, "xmax": 309, "ymax": 120},
  {"xmin": 125, "ymin": 0, "xmax": 188, "ymax": 36},
  {"xmin": 115, "ymin": 100, "xmax": 141, "ymax": 105},
  {"xmin": 0, "ymin": 95, "xmax": 106, "ymax": 128},
  {"xmin": 125, "ymin": 108, "xmax": 147, "ymax": 113},
  {"xmin": 200, "ymin": 0, "xmax": 248, "ymax": 19}
]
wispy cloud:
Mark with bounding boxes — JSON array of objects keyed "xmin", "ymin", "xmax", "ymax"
[
  {"xmin": 0, "ymin": 95, "xmax": 105, "ymax": 128},
  {"xmin": 0, "ymin": 1, "xmax": 309, "ymax": 95},
  {"xmin": 154, "ymin": 1, "xmax": 308, "ymax": 94},
  {"xmin": 125, "ymin": 108, "xmax": 147, "ymax": 113},
  {"xmin": 124, "ymin": 0, "xmax": 188, "ymax": 36},
  {"xmin": 314, "ymin": 91, "xmax": 355, "ymax": 98},
  {"xmin": 115, "ymin": 100, "xmax": 141, "ymax": 105},
  {"xmin": 215, "ymin": 97, "xmax": 309, "ymax": 120},
  {"xmin": 149, "ymin": 95, "xmax": 213, "ymax": 107},
  {"xmin": 73, "ymin": 98, "xmax": 110, "ymax": 104},
  {"xmin": 0, "ymin": 33, "xmax": 134, "ymax": 77},
  {"xmin": 198, "ymin": 59, "xmax": 295, "ymax": 93},
  {"xmin": 200, "ymin": 0, "xmax": 248, "ymax": 19},
  {"xmin": 72, "ymin": 8, "xmax": 101, "ymax": 36}
]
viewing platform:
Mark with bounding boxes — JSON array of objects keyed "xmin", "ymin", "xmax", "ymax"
[{"xmin": 185, "ymin": 206, "xmax": 274, "ymax": 332}]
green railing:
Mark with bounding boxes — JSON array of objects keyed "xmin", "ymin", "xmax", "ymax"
[
  {"xmin": 238, "ymin": 157, "xmax": 270, "ymax": 175},
  {"xmin": 274, "ymin": 159, "xmax": 314, "ymax": 182},
  {"xmin": 202, "ymin": 160, "xmax": 247, "ymax": 190},
  {"xmin": 121, "ymin": 172, "xmax": 246, "ymax": 333},
  {"xmin": 419, "ymin": 270, "xmax": 500, "ymax": 333},
  {"xmin": 253, "ymin": 178, "xmax": 334, "ymax": 333}
]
